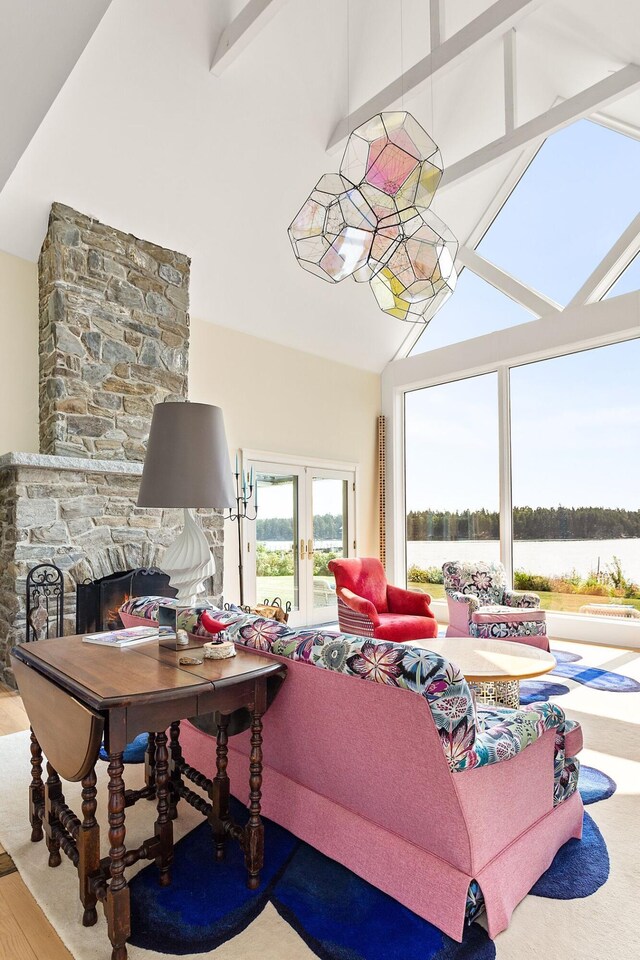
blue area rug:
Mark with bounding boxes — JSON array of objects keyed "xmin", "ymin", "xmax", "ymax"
[
  {"xmin": 128, "ymin": 794, "xmax": 610, "ymax": 958},
  {"xmin": 550, "ymin": 649, "xmax": 582, "ymax": 664},
  {"xmin": 519, "ymin": 680, "xmax": 571, "ymax": 704},
  {"xmin": 550, "ymin": 661, "xmax": 640, "ymax": 692},
  {"xmin": 579, "ymin": 765, "xmax": 617, "ymax": 805},
  {"xmin": 549, "ymin": 648, "xmax": 640, "ymax": 691},
  {"xmin": 530, "ymin": 813, "xmax": 609, "ymax": 899}
]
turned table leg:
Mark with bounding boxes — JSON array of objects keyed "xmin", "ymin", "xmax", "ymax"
[
  {"xmin": 29, "ymin": 728, "xmax": 43, "ymax": 843},
  {"xmin": 44, "ymin": 762, "xmax": 62, "ymax": 868},
  {"xmin": 144, "ymin": 732, "xmax": 156, "ymax": 800},
  {"xmin": 78, "ymin": 767, "xmax": 100, "ymax": 927},
  {"xmin": 154, "ymin": 730, "xmax": 173, "ymax": 886},
  {"xmin": 210, "ymin": 714, "xmax": 230, "ymax": 861},
  {"xmin": 168, "ymin": 721, "xmax": 183, "ymax": 821},
  {"xmin": 105, "ymin": 752, "xmax": 130, "ymax": 960},
  {"xmin": 245, "ymin": 709, "xmax": 264, "ymax": 890}
]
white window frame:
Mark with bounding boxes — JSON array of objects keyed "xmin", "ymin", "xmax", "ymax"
[{"xmin": 382, "ymin": 290, "xmax": 640, "ymax": 649}]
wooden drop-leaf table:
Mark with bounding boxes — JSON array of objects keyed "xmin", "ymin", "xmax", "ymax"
[{"xmin": 11, "ymin": 634, "xmax": 286, "ymax": 960}]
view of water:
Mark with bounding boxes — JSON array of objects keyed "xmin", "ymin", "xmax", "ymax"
[
  {"xmin": 407, "ymin": 539, "xmax": 640, "ymax": 581},
  {"xmin": 260, "ymin": 539, "xmax": 343, "ymax": 552}
]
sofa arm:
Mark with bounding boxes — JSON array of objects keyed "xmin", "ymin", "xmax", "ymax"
[
  {"xmin": 386, "ymin": 584, "xmax": 434, "ymax": 617},
  {"xmin": 503, "ymin": 589, "xmax": 540, "ymax": 608},
  {"xmin": 336, "ymin": 587, "xmax": 380, "ymax": 627},
  {"xmin": 447, "ymin": 591, "xmax": 480, "ymax": 616}
]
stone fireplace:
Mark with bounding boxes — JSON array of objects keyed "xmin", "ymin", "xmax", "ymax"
[{"xmin": 0, "ymin": 204, "xmax": 224, "ymax": 685}]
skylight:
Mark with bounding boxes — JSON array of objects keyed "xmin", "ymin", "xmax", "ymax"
[
  {"xmin": 476, "ymin": 119, "xmax": 640, "ymax": 305},
  {"xmin": 409, "ymin": 268, "xmax": 533, "ymax": 355}
]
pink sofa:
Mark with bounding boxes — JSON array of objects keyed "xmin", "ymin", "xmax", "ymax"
[{"xmin": 120, "ymin": 598, "xmax": 583, "ymax": 943}]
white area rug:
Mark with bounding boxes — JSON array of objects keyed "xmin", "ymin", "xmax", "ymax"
[{"xmin": 0, "ymin": 638, "xmax": 638, "ymax": 960}]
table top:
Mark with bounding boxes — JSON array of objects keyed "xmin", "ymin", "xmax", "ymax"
[
  {"xmin": 11, "ymin": 635, "xmax": 284, "ymax": 711},
  {"xmin": 407, "ymin": 638, "xmax": 556, "ymax": 682}
]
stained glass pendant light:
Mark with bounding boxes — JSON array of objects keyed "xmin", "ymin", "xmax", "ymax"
[{"xmin": 288, "ymin": 111, "xmax": 458, "ymax": 322}]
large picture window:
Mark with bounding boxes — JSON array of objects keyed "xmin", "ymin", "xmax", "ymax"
[
  {"xmin": 405, "ymin": 373, "xmax": 500, "ymax": 600},
  {"xmin": 510, "ymin": 341, "xmax": 640, "ymax": 615}
]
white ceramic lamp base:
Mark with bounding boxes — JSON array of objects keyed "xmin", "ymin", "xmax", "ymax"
[{"xmin": 163, "ymin": 507, "xmax": 214, "ymax": 606}]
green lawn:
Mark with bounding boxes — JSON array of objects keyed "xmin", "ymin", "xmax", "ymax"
[
  {"xmin": 409, "ymin": 581, "xmax": 640, "ymax": 615},
  {"xmin": 254, "ymin": 575, "xmax": 640, "ymax": 617},
  {"xmin": 255, "ymin": 575, "xmax": 336, "ymax": 610}
]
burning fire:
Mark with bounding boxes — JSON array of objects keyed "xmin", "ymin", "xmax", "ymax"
[{"xmin": 106, "ymin": 593, "xmax": 130, "ymax": 629}]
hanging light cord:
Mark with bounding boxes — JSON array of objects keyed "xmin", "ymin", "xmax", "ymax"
[
  {"xmin": 400, "ymin": 0, "xmax": 404, "ymax": 109},
  {"xmin": 347, "ymin": 0, "xmax": 351, "ymax": 137}
]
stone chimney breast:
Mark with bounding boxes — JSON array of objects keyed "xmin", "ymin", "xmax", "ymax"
[{"xmin": 38, "ymin": 203, "xmax": 190, "ymax": 461}]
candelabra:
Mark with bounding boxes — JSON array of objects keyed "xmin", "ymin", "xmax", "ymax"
[{"xmin": 226, "ymin": 461, "xmax": 258, "ymax": 607}]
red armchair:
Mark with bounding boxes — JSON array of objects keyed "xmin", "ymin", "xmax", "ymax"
[{"xmin": 328, "ymin": 557, "xmax": 438, "ymax": 642}]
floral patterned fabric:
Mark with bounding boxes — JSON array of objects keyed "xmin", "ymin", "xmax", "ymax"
[
  {"xmin": 465, "ymin": 880, "xmax": 485, "ymax": 924},
  {"xmin": 471, "ymin": 618, "xmax": 547, "ymax": 640},
  {"xmin": 443, "ymin": 560, "xmax": 509, "ymax": 606},
  {"xmin": 120, "ymin": 598, "xmax": 573, "ymax": 798},
  {"xmin": 443, "ymin": 560, "xmax": 540, "ymax": 608},
  {"xmin": 120, "ymin": 595, "xmax": 218, "ymax": 638},
  {"xmin": 443, "ymin": 560, "xmax": 544, "ymax": 635}
]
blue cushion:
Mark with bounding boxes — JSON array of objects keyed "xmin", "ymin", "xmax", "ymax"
[{"xmin": 99, "ymin": 732, "xmax": 149, "ymax": 764}]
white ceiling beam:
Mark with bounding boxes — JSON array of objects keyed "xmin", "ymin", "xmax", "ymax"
[
  {"xmin": 429, "ymin": 0, "xmax": 443, "ymax": 52},
  {"xmin": 458, "ymin": 246, "xmax": 561, "ymax": 315},
  {"xmin": 503, "ymin": 29, "xmax": 517, "ymax": 134},
  {"xmin": 327, "ymin": 0, "xmax": 546, "ymax": 153},
  {"xmin": 568, "ymin": 212, "xmax": 640, "ymax": 306},
  {"xmin": 441, "ymin": 63, "xmax": 640, "ymax": 188},
  {"xmin": 211, "ymin": 0, "xmax": 289, "ymax": 76},
  {"xmin": 588, "ymin": 110, "xmax": 640, "ymax": 142}
]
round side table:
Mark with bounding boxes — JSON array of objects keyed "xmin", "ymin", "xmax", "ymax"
[{"xmin": 408, "ymin": 638, "xmax": 557, "ymax": 708}]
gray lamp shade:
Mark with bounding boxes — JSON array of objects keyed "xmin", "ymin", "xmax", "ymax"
[{"xmin": 137, "ymin": 402, "xmax": 235, "ymax": 509}]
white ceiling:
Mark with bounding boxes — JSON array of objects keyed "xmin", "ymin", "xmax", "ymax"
[{"xmin": 0, "ymin": 0, "xmax": 638, "ymax": 372}]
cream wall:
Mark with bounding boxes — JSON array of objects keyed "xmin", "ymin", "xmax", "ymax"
[
  {"xmin": 0, "ymin": 251, "xmax": 39, "ymax": 454},
  {"xmin": 189, "ymin": 317, "xmax": 381, "ymax": 603},
  {"xmin": 0, "ymin": 249, "xmax": 381, "ymax": 601}
]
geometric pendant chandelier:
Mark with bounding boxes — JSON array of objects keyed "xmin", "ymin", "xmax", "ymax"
[{"xmin": 288, "ymin": 111, "xmax": 458, "ymax": 323}]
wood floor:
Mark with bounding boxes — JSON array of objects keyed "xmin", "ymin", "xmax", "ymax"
[{"xmin": 0, "ymin": 683, "xmax": 72, "ymax": 960}]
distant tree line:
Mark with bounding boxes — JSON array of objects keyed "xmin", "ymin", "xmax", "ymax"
[
  {"xmin": 406, "ymin": 506, "xmax": 640, "ymax": 541},
  {"xmin": 257, "ymin": 514, "xmax": 343, "ymax": 541}
]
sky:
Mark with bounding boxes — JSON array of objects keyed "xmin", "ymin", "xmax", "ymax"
[
  {"xmin": 253, "ymin": 474, "xmax": 348, "ymax": 525},
  {"xmin": 410, "ymin": 119, "xmax": 640, "ymax": 352},
  {"xmin": 405, "ymin": 120, "xmax": 640, "ymax": 513}
]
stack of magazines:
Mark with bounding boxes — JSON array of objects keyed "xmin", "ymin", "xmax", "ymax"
[{"xmin": 82, "ymin": 626, "xmax": 160, "ymax": 647}]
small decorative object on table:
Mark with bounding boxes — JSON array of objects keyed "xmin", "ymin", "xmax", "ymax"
[
  {"xmin": 203, "ymin": 640, "xmax": 236, "ymax": 659},
  {"xmin": 176, "ymin": 628, "xmax": 190, "ymax": 646}
]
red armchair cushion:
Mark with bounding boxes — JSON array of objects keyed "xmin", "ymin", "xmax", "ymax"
[
  {"xmin": 386, "ymin": 584, "xmax": 434, "ymax": 618},
  {"xmin": 374, "ymin": 613, "xmax": 438, "ymax": 642},
  {"xmin": 328, "ymin": 558, "xmax": 389, "ymax": 613}
]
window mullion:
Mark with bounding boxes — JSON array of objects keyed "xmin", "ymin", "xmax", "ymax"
[{"xmin": 498, "ymin": 365, "xmax": 513, "ymax": 585}]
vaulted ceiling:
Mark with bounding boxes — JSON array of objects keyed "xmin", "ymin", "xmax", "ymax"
[{"xmin": 0, "ymin": 0, "xmax": 638, "ymax": 371}]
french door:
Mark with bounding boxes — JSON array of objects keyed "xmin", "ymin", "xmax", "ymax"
[{"xmin": 243, "ymin": 454, "xmax": 356, "ymax": 627}]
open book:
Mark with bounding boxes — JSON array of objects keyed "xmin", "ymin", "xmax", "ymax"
[{"xmin": 82, "ymin": 626, "xmax": 159, "ymax": 647}]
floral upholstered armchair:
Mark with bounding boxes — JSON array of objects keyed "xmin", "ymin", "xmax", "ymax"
[{"xmin": 442, "ymin": 560, "xmax": 548, "ymax": 650}]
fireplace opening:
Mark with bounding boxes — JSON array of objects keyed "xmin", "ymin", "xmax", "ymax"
[{"xmin": 76, "ymin": 567, "xmax": 177, "ymax": 634}]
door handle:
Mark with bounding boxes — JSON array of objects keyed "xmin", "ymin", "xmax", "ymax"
[
  {"xmin": 307, "ymin": 539, "xmax": 314, "ymax": 559},
  {"xmin": 299, "ymin": 539, "xmax": 306, "ymax": 560}
]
